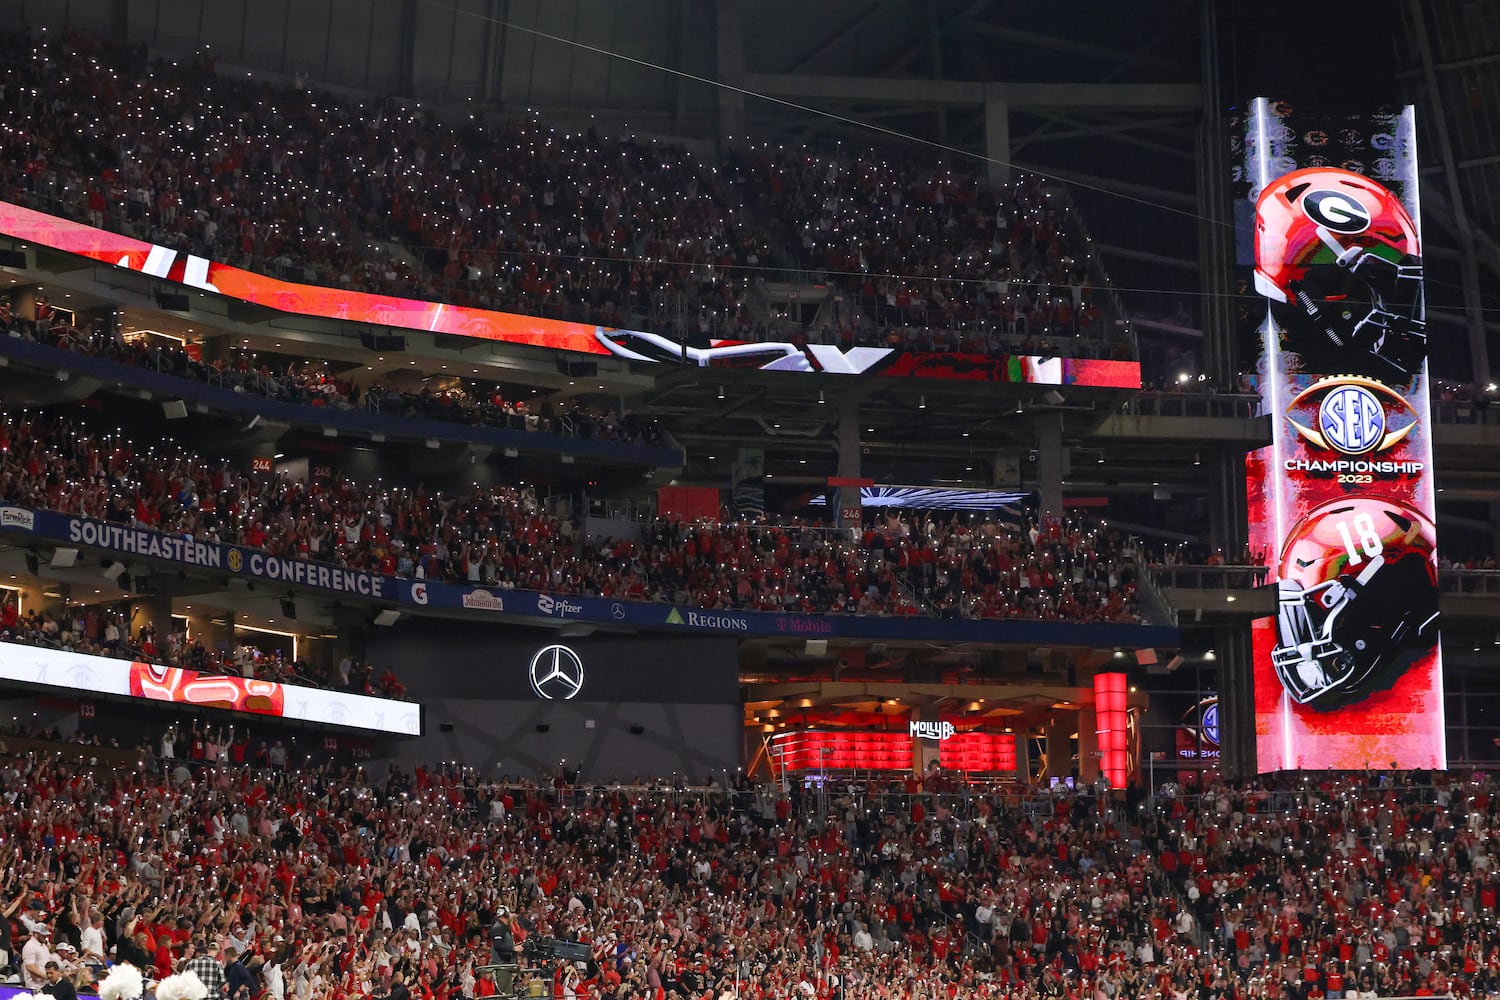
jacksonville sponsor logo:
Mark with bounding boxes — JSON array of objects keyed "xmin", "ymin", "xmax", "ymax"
[
  {"xmin": 1287, "ymin": 376, "xmax": 1417, "ymax": 457},
  {"xmin": 0, "ymin": 506, "xmax": 35, "ymax": 531}
]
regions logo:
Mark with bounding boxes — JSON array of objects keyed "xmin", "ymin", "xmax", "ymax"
[
  {"xmin": 1287, "ymin": 376, "xmax": 1417, "ymax": 456},
  {"xmin": 0, "ymin": 507, "xmax": 35, "ymax": 532},
  {"xmin": 461, "ymin": 589, "xmax": 505, "ymax": 611}
]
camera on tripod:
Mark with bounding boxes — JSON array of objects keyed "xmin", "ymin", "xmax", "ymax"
[{"xmin": 522, "ymin": 937, "xmax": 592, "ymax": 963}]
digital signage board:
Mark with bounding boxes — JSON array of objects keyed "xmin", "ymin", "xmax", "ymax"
[
  {"xmin": 1238, "ymin": 99, "xmax": 1443, "ymax": 770},
  {"xmin": 0, "ymin": 642, "xmax": 422, "ymax": 735},
  {"xmin": 0, "ymin": 201, "xmax": 1140, "ymax": 388}
]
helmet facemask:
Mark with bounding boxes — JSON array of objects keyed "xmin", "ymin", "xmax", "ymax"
[
  {"xmin": 1285, "ymin": 234, "xmax": 1426, "ymax": 382},
  {"xmin": 1273, "ymin": 548, "xmax": 1439, "ymax": 710}
]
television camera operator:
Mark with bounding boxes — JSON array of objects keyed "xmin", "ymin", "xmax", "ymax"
[{"xmin": 488, "ymin": 906, "xmax": 516, "ymax": 967}]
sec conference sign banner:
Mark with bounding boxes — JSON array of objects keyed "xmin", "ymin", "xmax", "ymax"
[{"xmin": 1238, "ymin": 99, "xmax": 1443, "ymax": 771}]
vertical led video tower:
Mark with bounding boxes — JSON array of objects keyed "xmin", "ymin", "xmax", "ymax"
[{"xmin": 1239, "ymin": 99, "xmax": 1444, "ymax": 771}]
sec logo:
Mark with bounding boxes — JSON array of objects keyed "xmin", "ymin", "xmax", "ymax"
[
  {"xmin": 1319, "ymin": 384, "xmax": 1385, "ymax": 454},
  {"xmin": 1200, "ymin": 702, "xmax": 1219, "ymax": 747},
  {"xmin": 227, "ymin": 549, "xmax": 243, "ymax": 572},
  {"xmin": 1288, "ymin": 376, "xmax": 1416, "ymax": 456}
]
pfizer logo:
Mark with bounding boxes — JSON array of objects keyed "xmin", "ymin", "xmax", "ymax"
[{"xmin": 1318, "ymin": 383, "xmax": 1386, "ymax": 455}]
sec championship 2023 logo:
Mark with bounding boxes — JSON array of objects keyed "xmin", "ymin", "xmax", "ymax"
[{"xmin": 1287, "ymin": 376, "xmax": 1417, "ymax": 457}]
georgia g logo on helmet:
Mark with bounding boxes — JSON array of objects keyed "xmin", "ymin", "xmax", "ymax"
[
  {"xmin": 1301, "ymin": 189, "xmax": 1372, "ymax": 234},
  {"xmin": 1253, "ymin": 166, "xmax": 1426, "ymax": 383}
]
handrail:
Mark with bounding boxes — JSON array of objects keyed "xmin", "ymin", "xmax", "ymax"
[
  {"xmin": 1151, "ymin": 562, "xmax": 1500, "ymax": 594},
  {"xmin": 1124, "ymin": 392, "xmax": 1263, "ymax": 419},
  {"xmin": 1147, "ymin": 564, "xmax": 1269, "ymax": 590}
]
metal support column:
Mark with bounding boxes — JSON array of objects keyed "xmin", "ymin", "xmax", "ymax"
[
  {"xmin": 715, "ymin": 0, "xmax": 746, "ymax": 149},
  {"xmin": 984, "ymin": 97, "xmax": 1011, "ymax": 186},
  {"xmin": 397, "ymin": 0, "xmax": 418, "ymax": 98},
  {"xmin": 1035, "ymin": 414, "xmax": 1065, "ymax": 520},
  {"xmin": 835, "ymin": 394, "xmax": 862, "ymax": 530},
  {"xmin": 1196, "ymin": 1, "xmax": 1236, "ymax": 387},
  {"xmin": 1216, "ymin": 623, "xmax": 1255, "ymax": 780},
  {"xmin": 1208, "ymin": 450, "xmax": 1248, "ymax": 560},
  {"xmin": 1410, "ymin": 0, "xmax": 1492, "ymax": 386}
]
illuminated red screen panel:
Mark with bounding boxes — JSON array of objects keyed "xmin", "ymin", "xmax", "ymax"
[
  {"xmin": 0, "ymin": 201, "xmax": 1140, "ymax": 388},
  {"xmin": 1093, "ymin": 672, "xmax": 1129, "ymax": 787},
  {"xmin": 771, "ymin": 731, "xmax": 912, "ymax": 771},
  {"xmin": 937, "ymin": 731, "xmax": 1018, "ymax": 772}
]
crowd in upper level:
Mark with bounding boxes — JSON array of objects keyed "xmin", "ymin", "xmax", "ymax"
[
  {"xmin": 0, "ymin": 304, "xmax": 664, "ymax": 448},
  {"xmin": 0, "ymin": 594, "xmax": 408, "ymax": 700},
  {"xmin": 0, "ymin": 413, "xmax": 1141, "ymax": 624},
  {"xmin": 0, "ymin": 28, "xmax": 1124, "ymax": 361},
  {"xmin": 0, "ymin": 750, "xmax": 1488, "ymax": 1000}
]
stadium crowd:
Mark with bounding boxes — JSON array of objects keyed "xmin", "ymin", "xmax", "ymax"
[
  {"xmin": 0, "ymin": 28, "xmax": 1123, "ymax": 360},
  {"xmin": 0, "ymin": 308, "xmax": 663, "ymax": 448},
  {"xmin": 0, "ymin": 749, "xmax": 1488, "ymax": 1000},
  {"xmin": 0, "ymin": 412, "xmax": 1140, "ymax": 623},
  {"xmin": 728, "ymin": 148, "xmax": 1109, "ymax": 357}
]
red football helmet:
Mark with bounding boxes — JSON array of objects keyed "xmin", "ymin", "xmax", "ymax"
[
  {"xmin": 1254, "ymin": 167, "xmax": 1425, "ymax": 382},
  {"xmin": 1272, "ymin": 495, "xmax": 1439, "ymax": 709}
]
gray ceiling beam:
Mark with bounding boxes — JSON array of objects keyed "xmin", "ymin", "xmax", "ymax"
[
  {"xmin": 1420, "ymin": 184, "xmax": 1500, "ymax": 280},
  {"xmin": 1012, "ymin": 112, "xmax": 1196, "ymax": 160},
  {"xmin": 1090, "ymin": 242, "xmax": 1200, "ymax": 271},
  {"xmin": 785, "ymin": 3, "xmax": 886, "ymax": 74},
  {"xmin": 1011, "ymin": 161, "xmax": 1197, "ymax": 209},
  {"xmin": 959, "ymin": 22, "xmax": 1134, "ymax": 63},
  {"xmin": 1397, "ymin": 51, "xmax": 1500, "ymax": 77},
  {"xmin": 1409, "ymin": 0, "xmax": 1492, "ymax": 385},
  {"xmin": 740, "ymin": 73, "xmax": 1200, "ymax": 111}
]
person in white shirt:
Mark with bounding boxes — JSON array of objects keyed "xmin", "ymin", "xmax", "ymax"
[
  {"xmin": 78, "ymin": 911, "xmax": 106, "ymax": 969},
  {"xmin": 21, "ymin": 926, "xmax": 53, "ymax": 990},
  {"xmin": 264, "ymin": 958, "xmax": 286, "ymax": 1000}
]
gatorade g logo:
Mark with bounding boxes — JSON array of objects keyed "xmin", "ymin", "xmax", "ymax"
[{"xmin": 1302, "ymin": 189, "xmax": 1371, "ymax": 234}]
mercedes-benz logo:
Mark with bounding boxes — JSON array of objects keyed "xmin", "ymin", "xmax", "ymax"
[
  {"xmin": 528, "ymin": 644, "xmax": 584, "ymax": 700},
  {"xmin": 610, "ymin": 602, "xmax": 625, "ymax": 620}
]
